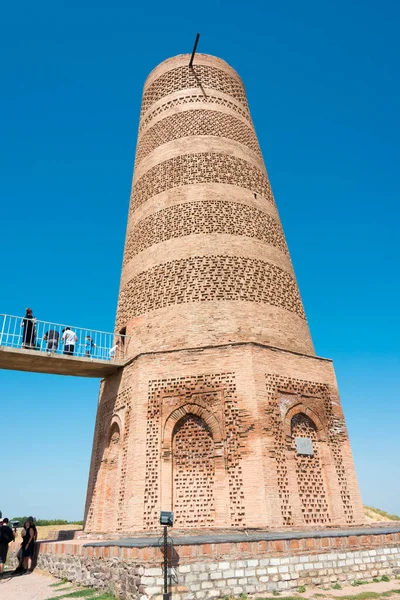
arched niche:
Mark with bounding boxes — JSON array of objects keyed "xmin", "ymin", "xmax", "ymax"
[
  {"xmin": 172, "ymin": 413, "xmax": 216, "ymax": 527},
  {"xmin": 288, "ymin": 410, "xmax": 331, "ymax": 525},
  {"xmin": 160, "ymin": 403, "xmax": 229, "ymax": 528},
  {"xmin": 100, "ymin": 419, "xmax": 122, "ymax": 531}
]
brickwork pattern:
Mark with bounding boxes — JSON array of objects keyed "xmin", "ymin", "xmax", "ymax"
[
  {"xmin": 138, "ymin": 92, "xmax": 251, "ymax": 134},
  {"xmin": 113, "ymin": 54, "xmax": 316, "ymax": 361},
  {"xmin": 123, "ymin": 201, "xmax": 288, "ymax": 264},
  {"xmin": 144, "ymin": 373, "xmax": 245, "ymax": 530},
  {"xmin": 323, "ymin": 394, "xmax": 355, "ymax": 524},
  {"xmin": 84, "ymin": 54, "xmax": 363, "ymax": 535},
  {"xmin": 85, "ymin": 386, "xmax": 132, "ymax": 532},
  {"xmin": 117, "ymin": 256, "xmax": 304, "ymax": 328},
  {"xmin": 141, "ymin": 64, "xmax": 249, "ymax": 117},
  {"xmin": 135, "ymin": 109, "xmax": 261, "ymax": 165},
  {"xmin": 291, "ymin": 413, "xmax": 331, "ymax": 524},
  {"xmin": 130, "ymin": 153, "xmax": 273, "ymax": 214},
  {"xmin": 265, "ymin": 375, "xmax": 354, "ymax": 527},
  {"xmin": 173, "ymin": 414, "xmax": 216, "ymax": 526}
]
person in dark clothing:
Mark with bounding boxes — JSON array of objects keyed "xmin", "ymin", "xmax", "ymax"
[
  {"xmin": 0, "ymin": 518, "xmax": 15, "ymax": 576},
  {"xmin": 21, "ymin": 519, "xmax": 35, "ymax": 573},
  {"xmin": 21, "ymin": 308, "xmax": 36, "ymax": 348},
  {"xmin": 28, "ymin": 516, "xmax": 37, "ymax": 543},
  {"xmin": 43, "ymin": 329, "xmax": 60, "ymax": 353}
]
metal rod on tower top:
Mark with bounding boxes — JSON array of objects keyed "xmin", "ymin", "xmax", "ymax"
[{"xmin": 189, "ymin": 33, "xmax": 200, "ymax": 67}]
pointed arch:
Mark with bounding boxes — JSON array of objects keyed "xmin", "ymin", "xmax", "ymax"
[
  {"xmin": 172, "ymin": 412, "xmax": 216, "ymax": 527},
  {"xmin": 288, "ymin": 410, "xmax": 331, "ymax": 525},
  {"xmin": 163, "ymin": 402, "xmax": 223, "ymax": 450},
  {"xmin": 283, "ymin": 402, "xmax": 327, "ymax": 443},
  {"xmin": 160, "ymin": 402, "xmax": 229, "ymax": 527},
  {"xmin": 100, "ymin": 419, "xmax": 122, "ymax": 531}
]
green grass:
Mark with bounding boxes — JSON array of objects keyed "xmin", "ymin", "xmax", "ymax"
[
  {"xmin": 364, "ymin": 506, "xmax": 400, "ymax": 521},
  {"xmin": 50, "ymin": 578, "xmax": 69, "ymax": 587},
  {"xmin": 334, "ymin": 592, "xmax": 400, "ymax": 600},
  {"xmin": 46, "ymin": 590, "xmax": 117, "ymax": 600},
  {"xmin": 336, "ymin": 593, "xmax": 381, "ymax": 600},
  {"xmin": 46, "ymin": 590, "xmax": 97, "ymax": 600}
]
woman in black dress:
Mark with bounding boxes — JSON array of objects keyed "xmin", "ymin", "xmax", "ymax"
[
  {"xmin": 21, "ymin": 308, "xmax": 36, "ymax": 348},
  {"xmin": 22, "ymin": 519, "xmax": 35, "ymax": 573}
]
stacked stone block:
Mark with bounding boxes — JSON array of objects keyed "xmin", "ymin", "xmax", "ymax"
[{"xmin": 18, "ymin": 531, "xmax": 400, "ymax": 599}]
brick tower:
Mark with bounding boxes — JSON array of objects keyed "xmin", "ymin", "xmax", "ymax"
[{"xmin": 84, "ymin": 54, "xmax": 364, "ymax": 533}]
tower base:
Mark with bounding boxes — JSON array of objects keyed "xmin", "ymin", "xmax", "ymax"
[{"xmin": 84, "ymin": 342, "xmax": 364, "ymax": 533}]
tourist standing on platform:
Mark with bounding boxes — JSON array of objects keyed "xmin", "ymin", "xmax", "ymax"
[
  {"xmin": 84, "ymin": 336, "xmax": 96, "ymax": 357},
  {"xmin": 62, "ymin": 327, "xmax": 78, "ymax": 356},
  {"xmin": 109, "ymin": 340, "xmax": 120, "ymax": 360},
  {"xmin": 0, "ymin": 517, "xmax": 15, "ymax": 577},
  {"xmin": 43, "ymin": 329, "xmax": 60, "ymax": 353},
  {"xmin": 21, "ymin": 518, "xmax": 35, "ymax": 573},
  {"xmin": 21, "ymin": 308, "xmax": 36, "ymax": 348}
]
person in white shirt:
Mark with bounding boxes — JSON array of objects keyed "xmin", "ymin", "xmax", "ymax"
[
  {"xmin": 62, "ymin": 327, "xmax": 78, "ymax": 356},
  {"xmin": 109, "ymin": 340, "xmax": 120, "ymax": 360}
]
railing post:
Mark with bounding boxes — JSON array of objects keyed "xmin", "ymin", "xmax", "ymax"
[{"xmin": 0, "ymin": 315, "xmax": 6, "ymax": 347}]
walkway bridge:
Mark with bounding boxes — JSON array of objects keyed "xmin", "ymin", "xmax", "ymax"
[{"xmin": 0, "ymin": 314, "xmax": 130, "ymax": 378}]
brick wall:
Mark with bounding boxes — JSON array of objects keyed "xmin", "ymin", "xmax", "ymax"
[
  {"xmin": 115, "ymin": 52, "xmax": 315, "ymax": 357},
  {"xmin": 16, "ymin": 530, "xmax": 400, "ymax": 599},
  {"xmin": 84, "ymin": 344, "xmax": 364, "ymax": 533}
]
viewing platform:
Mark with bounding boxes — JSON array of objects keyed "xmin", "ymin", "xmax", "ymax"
[{"xmin": 0, "ymin": 314, "xmax": 129, "ymax": 378}]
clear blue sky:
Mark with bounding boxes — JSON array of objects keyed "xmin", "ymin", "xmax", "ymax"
[{"xmin": 1, "ymin": 0, "xmax": 399, "ymax": 521}]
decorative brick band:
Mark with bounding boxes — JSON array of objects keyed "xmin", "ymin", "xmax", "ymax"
[
  {"xmin": 117, "ymin": 255, "xmax": 305, "ymax": 325},
  {"xmin": 138, "ymin": 92, "xmax": 251, "ymax": 134},
  {"xmin": 141, "ymin": 64, "xmax": 248, "ymax": 116},
  {"xmin": 123, "ymin": 201, "xmax": 288, "ymax": 264},
  {"xmin": 135, "ymin": 110, "xmax": 261, "ymax": 165},
  {"xmin": 130, "ymin": 153, "xmax": 273, "ymax": 214}
]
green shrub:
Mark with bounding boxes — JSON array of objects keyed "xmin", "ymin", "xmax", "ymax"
[{"xmin": 12, "ymin": 517, "xmax": 83, "ymax": 527}]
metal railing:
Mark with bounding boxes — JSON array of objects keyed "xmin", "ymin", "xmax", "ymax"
[{"xmin": 0, "ymin": 314, "xmax": 130, "ymax": 362}]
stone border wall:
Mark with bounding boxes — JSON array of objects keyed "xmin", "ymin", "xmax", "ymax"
[{"xmin": 11, "ymin": 531, "xmax": 400, "ymax": 600}]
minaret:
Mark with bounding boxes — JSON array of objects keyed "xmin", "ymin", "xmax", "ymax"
[
  {"xmin": 84, "ymin": 54, "xmax": 364, "ymax": 533},
  {"xmin": 116, "ymin": 53, "xmax": 314, "ymax": 358}
]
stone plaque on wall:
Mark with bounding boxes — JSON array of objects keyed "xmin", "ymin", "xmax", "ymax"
[{"xmin": 295, "ymin": 437, "xmax": 314, "ymax": 456}]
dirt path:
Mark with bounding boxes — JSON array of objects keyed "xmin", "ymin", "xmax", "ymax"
[{"xmin": 0, "ymin": 568, "xmax": 72, "ymax": 600}]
